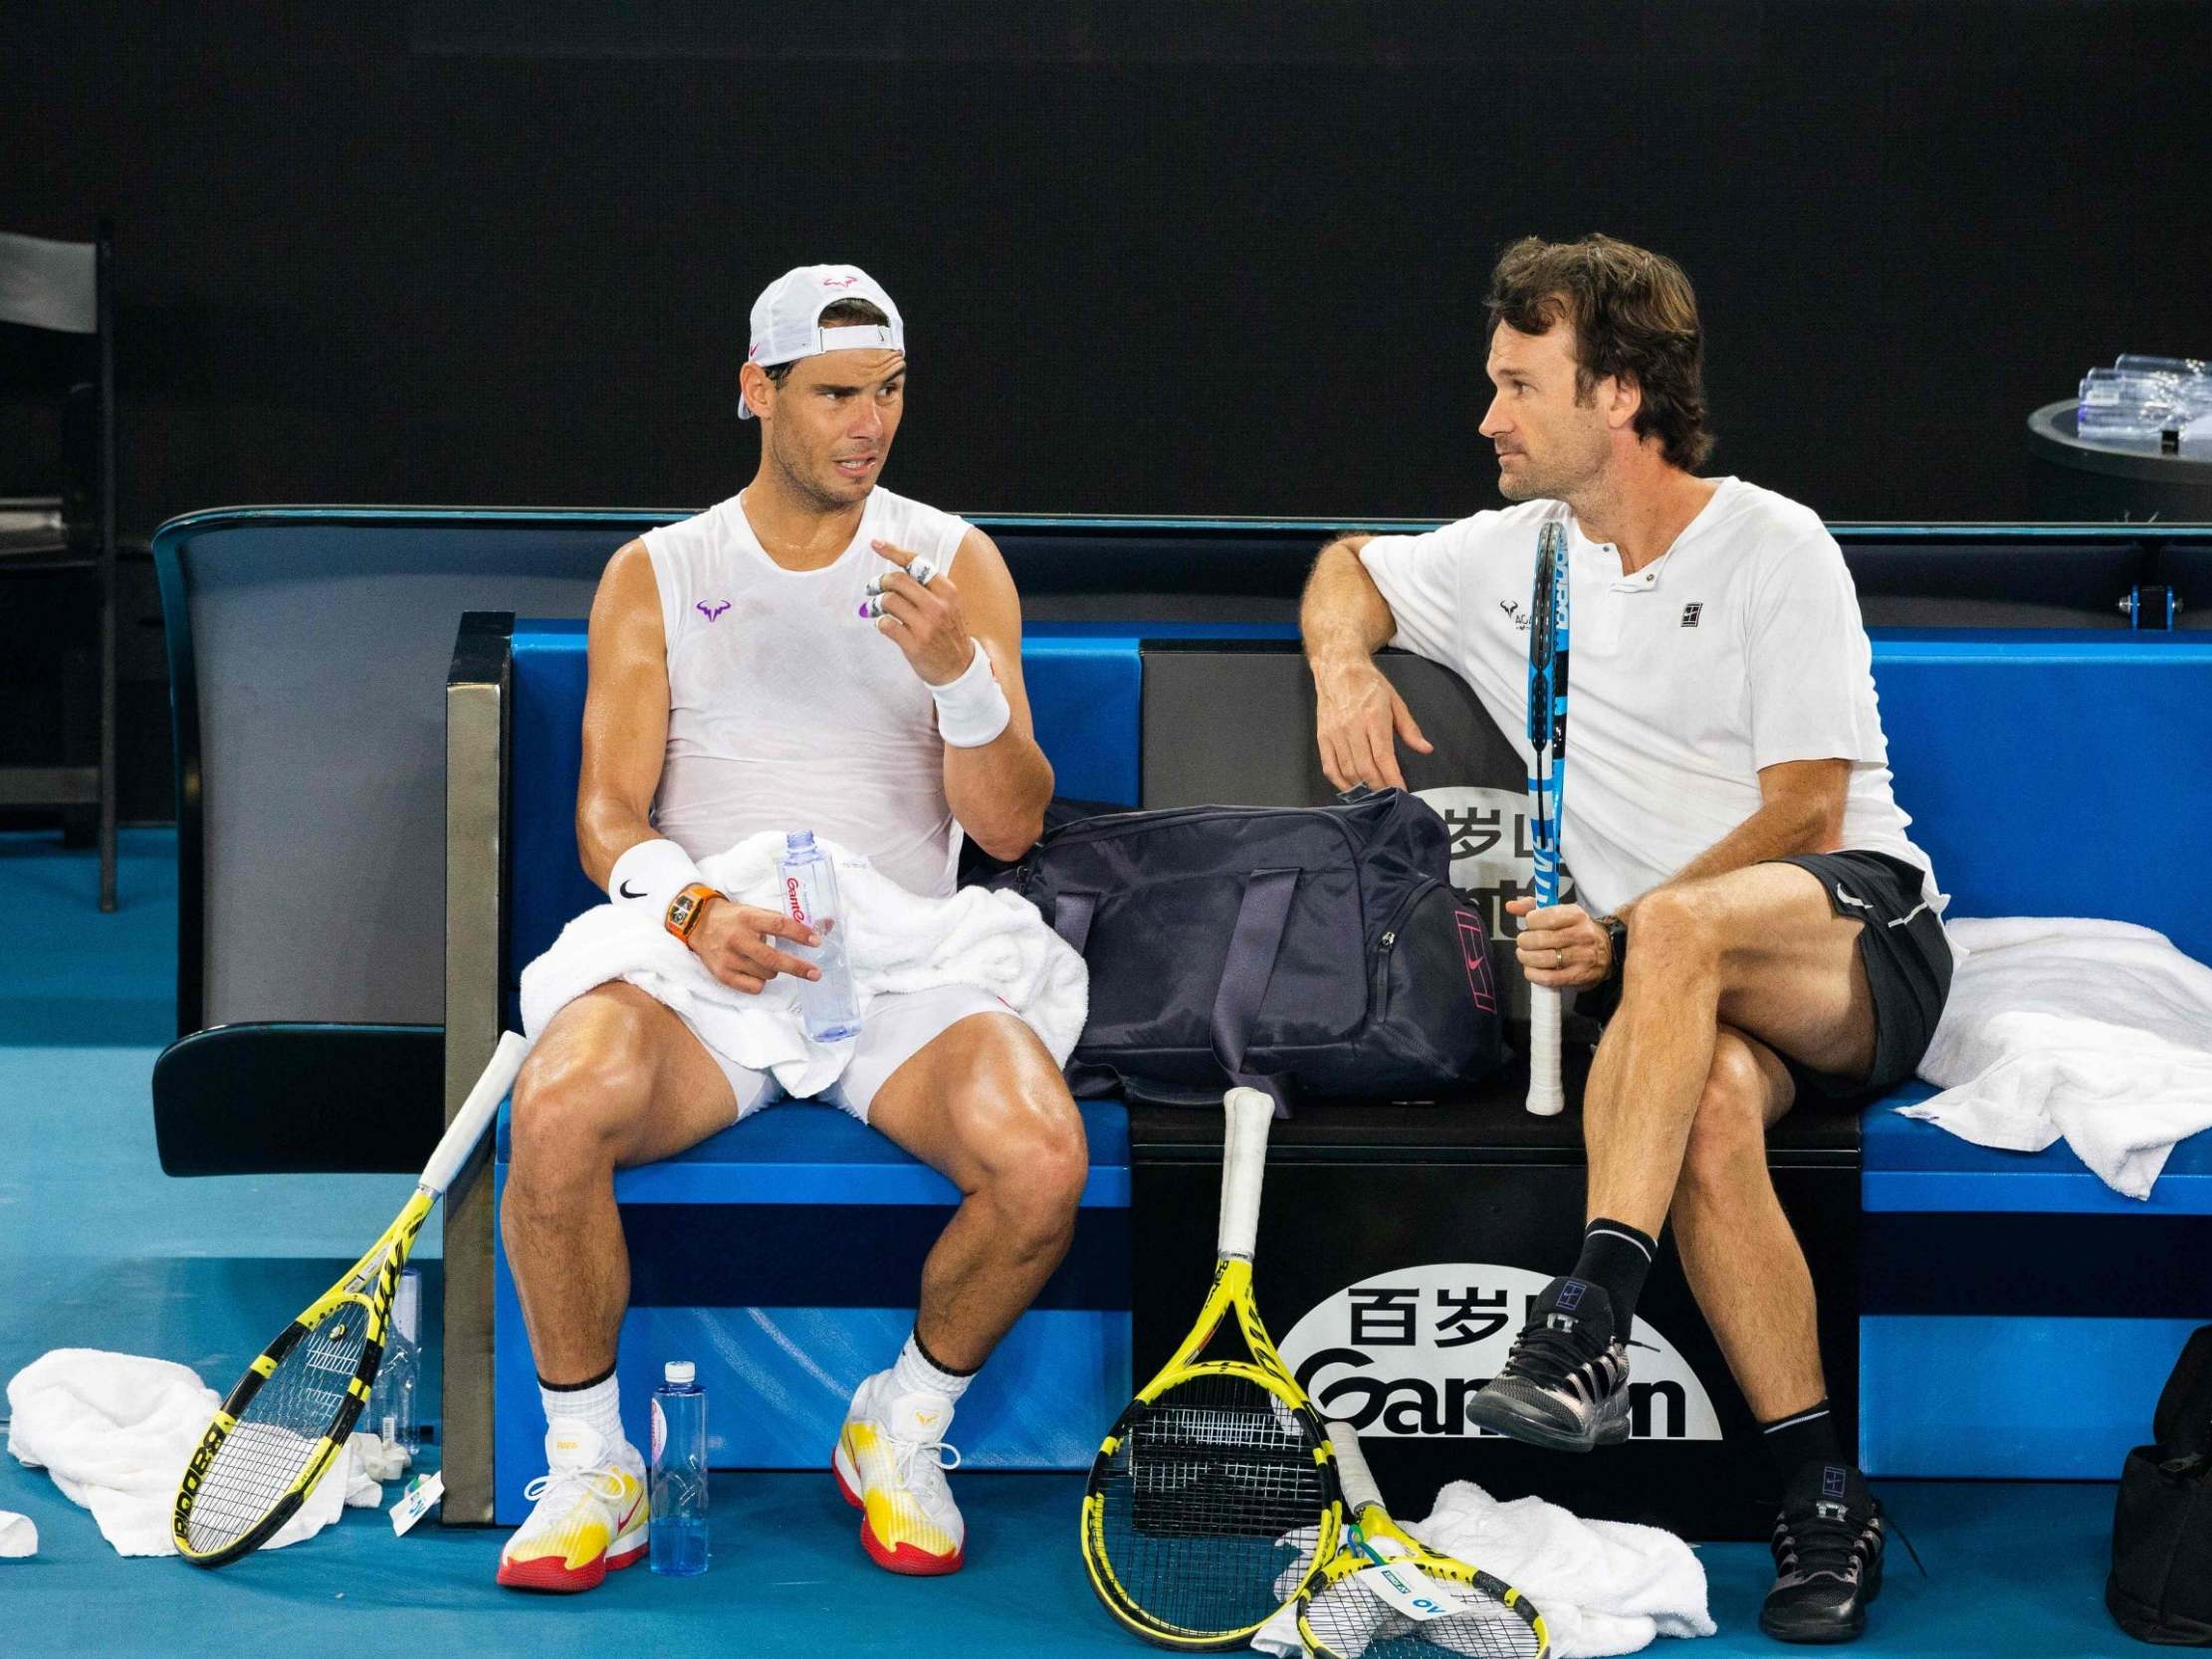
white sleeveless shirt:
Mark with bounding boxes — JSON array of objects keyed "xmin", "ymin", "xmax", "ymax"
[{"xmin": 641, "ymin": 487, "xmax": 972, "ymax": 897}]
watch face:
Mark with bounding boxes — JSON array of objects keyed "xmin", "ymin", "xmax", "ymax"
[{"xmin": 669, "ymin": 895, "xmax": 695, "ymax": 930}]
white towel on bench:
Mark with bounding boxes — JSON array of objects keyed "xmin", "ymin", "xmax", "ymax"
[
  {"xmin": 1905, "ymin": 916, "xmax": 2212, "ymax": 1199},
  {"xmin": 520, "ymin": 831, "xmax": 1088, "ymax": 1099},
  {"xmin": 1252, "ymin": 1477, "xmax": 1713, "ymax": 1657}
]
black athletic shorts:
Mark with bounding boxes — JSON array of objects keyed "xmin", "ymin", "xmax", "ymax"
[
  {"xmin": 1765, "ymin": 849, "xmax": 1953, "ymax": 1100},
  {"xmin": 1577, "ymin": 849, "xmax": 1953, "ymax": 1104}
]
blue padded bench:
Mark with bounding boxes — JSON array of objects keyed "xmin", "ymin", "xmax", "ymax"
[
  {"xmin": 1850, "ymin": 634, "xmax": 2212, "ymax": 1477},
  {"xmin": 489, "ymin": 622, "xmax": 1150, "ymax": 1523}
]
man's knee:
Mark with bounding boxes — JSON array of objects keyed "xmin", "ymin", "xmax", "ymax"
[
  {"xmin": 1678, "ymin": 1033, "xmax": 1773, "ymax": 1197},
  {"xmin": 954, "ymin": 1046, "xmax": 1088, "ymax": 1237},
  {"xmin": 1625, "ymin": 884, "xmax": 1720, "ymax": 979},
  {"xmin": 509, "ymin": 1007, "xmax": 658, "ymax": 1179}
]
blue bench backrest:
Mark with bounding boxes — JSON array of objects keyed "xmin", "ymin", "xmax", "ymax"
[{"xmin": 510, "ymin": 624, "xmax": 2212, "ymax": 1000}]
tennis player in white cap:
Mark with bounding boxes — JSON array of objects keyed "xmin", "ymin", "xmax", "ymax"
[{"xmin": 496, "ymin": 264, "xmax": 1078, "ymax": 1590}]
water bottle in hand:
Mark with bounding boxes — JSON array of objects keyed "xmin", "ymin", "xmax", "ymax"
[
  {"xmin": 777, "ymin": 831, "xmax": 861, "ymax": 1041},
  {"xmin": 649, "ymin": 1360, "xmax": 709, "ymax": 1576}
]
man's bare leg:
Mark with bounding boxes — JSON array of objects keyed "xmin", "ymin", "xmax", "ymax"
[
  {"xmin": 1670, "ymin": 1025, "xmax": 1828, "ymax": 1421},
  {"xmin": 502, "ymin": 981, "xmax": 743, "ymax": 1385},
  {"xmin": 863, "ymin": 1012, "xmax": 1090, "ymax": 1370},
  {"xmin": 1585, "ymin": 862, "xmax": 1876, "ymax": 1236},
  {"xmin": 1468, "ymin": 861, "xmax": 1876, "ymax": 1452}
]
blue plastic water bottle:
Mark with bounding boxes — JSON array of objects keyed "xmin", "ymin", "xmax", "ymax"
[
  {"xmin": 649, "ymin": 1360, "xmax": 709, "ymax": 1576},
  {"xmin": 778, "ymin": 831, "xmax": 861, "ymax": 1041}
]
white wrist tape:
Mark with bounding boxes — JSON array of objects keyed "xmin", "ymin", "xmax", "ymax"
[
  {"xmin": 609, "ymin": 837, "xmax": 705, "ymax": 918},
  {"xmin": 929, "ymin": 639, "xmax": 1011, "ymax": 748}
]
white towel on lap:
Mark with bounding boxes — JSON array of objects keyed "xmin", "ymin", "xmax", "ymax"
[
  {"xmin": 6, "ymin": 1348, "xmax": 379, "ymax": 1556},
  {"xmin": 1905, "ymin": 917, "xmax": 2212, "ymax": 1199},
  {"xmin": 1254, "ymin": 1480, "xmax": 1713, "ymax": 1658},
  {"xmin": 520, "ymin": 832, "xmax": 1088, "ymax": 1097}
]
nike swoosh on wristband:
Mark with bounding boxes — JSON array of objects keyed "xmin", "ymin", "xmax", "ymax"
[{"xmin": 618, "ymin": 881, "xmax": 645, "ymax": 899}]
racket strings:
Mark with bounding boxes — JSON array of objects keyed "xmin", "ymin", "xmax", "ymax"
[
  {"xmin": 1092, "ymin": 1373, "xmax": 1330, "ymax": 1635},
  {"xmin": 181, "ymin": 1298, "xmax": 374, "ymax": 1554},
  {"xmin": 1303, "ymin": 1565, "xmax": 1545, "ymax": 1659}
]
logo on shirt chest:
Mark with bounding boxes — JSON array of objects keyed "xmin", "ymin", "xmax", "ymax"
[
  {"xmin": 1679, "ymin": 603, "xmax": 1702, "ymax": 628},
  {"xmin": 696, "ymin": 599, "xmax": 732, "ymax": 623},
  {"xmin": 1499, "ymin": 599, "xmax": 1531, "ymax": 632}
]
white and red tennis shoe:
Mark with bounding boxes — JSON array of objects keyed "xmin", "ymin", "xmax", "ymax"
[
  {"xmin": 832, "ymin": 1370, "xmax": 966, "ymax": 1574},
  {"xmin": 496, "ymin": 1418, "xmax": 648, "ymax": 1592}
]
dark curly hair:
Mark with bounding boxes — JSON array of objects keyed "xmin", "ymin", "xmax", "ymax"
[{"xmin": 1485, "ymin": 235, "xmax": 1713, "ymax": 471}]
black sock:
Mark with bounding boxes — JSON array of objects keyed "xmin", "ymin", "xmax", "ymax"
[
  {"xmin": 1570, "ymin": 1217, "xmax": 1657, "ymax": 1334},
  {"xmin": 1762, "ymin": 1400, "xmax": 1847, "ymax": 1485}
]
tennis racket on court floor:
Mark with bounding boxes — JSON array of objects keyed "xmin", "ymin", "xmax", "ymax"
[
  {"xmin": 1298, "ymin": 1421, "xmax": 1549, "ymax": 1659},
  {"xmin": 172, "ymin": 1030, "xmax": 530, "ymax": 1566},
  {"xmin": 1080, "ymin": 1086, "xmax": 1343, "ymax": 1648},
  {"xmin": 1524, "ymin": 519, "xmax": 1570, "ymax": 1118}
]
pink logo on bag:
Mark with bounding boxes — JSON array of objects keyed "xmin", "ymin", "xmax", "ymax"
[{"xmin": 1455, "ymin": 912, "xmax": 1497, "ymax": 1013}]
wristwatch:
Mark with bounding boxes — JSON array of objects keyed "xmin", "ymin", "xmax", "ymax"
[
  {"xmin": 1596, "ymin": 914, "xmax": 1628, "ymax": 983},
  {"xmin": 664, "ymin": 883, "xmax": 722, "ymax": 942}
]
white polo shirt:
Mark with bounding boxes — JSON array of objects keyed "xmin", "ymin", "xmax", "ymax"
[{"xmin": 1358, "ymin": 477, "xmax": 1943, "ymax": 918}]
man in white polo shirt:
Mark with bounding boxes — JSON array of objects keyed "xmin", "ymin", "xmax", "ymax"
[{"xmin": 1300, "ymin": 235, "xmax": 1950, "ymax": 1645}]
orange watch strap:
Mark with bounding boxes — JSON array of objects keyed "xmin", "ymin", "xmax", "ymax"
[{"xmin": 665, "ymin": 883, "xmax": 721, "ymax": 941}]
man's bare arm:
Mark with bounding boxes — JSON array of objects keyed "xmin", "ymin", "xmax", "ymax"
[
  {"xmin": 937, "ymin": 529, "xmax": 1052, "ymax": 860},
  {"xmin": 1300, "ymin": 535, "xmax": 1434, "ymax": 790},
  {"xmin": 575, "ymin": 540, "xmax": 671, "ymax": 888},
  {"xmin": 574, "ymin": 539, "xmax": 828, "ymax": 992},
  {"xmin": 1624, "ymin": 758, "xmax": 1850, "ymax": 917}
]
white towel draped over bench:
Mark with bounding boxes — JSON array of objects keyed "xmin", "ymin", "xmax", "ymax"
[{"xmin": 1907, "ymin": 917, "xmax": 2212, "ymax": 1199}]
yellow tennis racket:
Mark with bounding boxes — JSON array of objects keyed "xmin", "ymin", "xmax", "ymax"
[
  {"xmin": 1298, "ymin": 1420, "xmax": 1548, "ymax": 1659},
  {"xmin": 173, "ymin": 1032, "xmax": 529, "ymax": 1565},
  {"xmin": 1080, "ymin": 1086, "xmax": 1342, "ymax": 1648}
]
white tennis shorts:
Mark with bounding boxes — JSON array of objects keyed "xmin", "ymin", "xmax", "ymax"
[{"xmin": 673, "ymin": 983, "xmax": 1014, "ymax": 1126}]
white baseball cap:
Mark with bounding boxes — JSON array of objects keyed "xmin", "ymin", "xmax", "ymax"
[{"xmin": 740, "ymin": 263, "xmax": 906, "ymax": 419}]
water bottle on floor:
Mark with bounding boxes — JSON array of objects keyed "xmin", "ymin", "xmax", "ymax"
[
  {"xmin": 649, "ymin": 1360, "xmax": 709, "ymax": 1576},
  {"xmin": 778, "ymin": 831, "xmax": 861, "ymax": 1041}
]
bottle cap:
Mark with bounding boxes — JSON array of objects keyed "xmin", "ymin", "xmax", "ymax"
[
  {"xmin": 664, "ymin": 1359, "xmax": 696, "ymax": 1385},
  {"xmin": 785, "ymin": 830, "xmax": 814, "ymax": 850}
]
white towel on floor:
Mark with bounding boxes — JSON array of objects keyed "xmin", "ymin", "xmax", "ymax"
[
  {"xmin": 0, "ymin": 1511, "xmax": 34, "ymax": 1558},
  {"xmin": 1254, "ymin": 1479, "xmax": 1713, "ymax": 1658},
  {"xmin": 520, "ymin": 832, "xmax": 1087, "ymax": 1098},
  {"xmin": 1905, "ymin": 917, "xmax": 2212, "ymax": 1199},
  {"xmin": 5, "ymin": 1348, "xmax": 381, "ymax": 1557}
]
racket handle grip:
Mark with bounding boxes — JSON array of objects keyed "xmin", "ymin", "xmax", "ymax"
[
  {"xmin": 1217, "ymin": 1086, "xmax": 1275, "ymax": 1260},
  {"xmin": 422, "ymin": 1031, "xmax": 531, "ymax": 1196},
  {"xmin": 1325, "ymin": 1421, "xmax": 1387, "ymax": 1513},
  {"xmin": 1526, "ymin": 986, "xmax": 1565, "ymax": 1116}
]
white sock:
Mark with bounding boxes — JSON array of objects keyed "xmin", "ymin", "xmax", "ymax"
[
  {"xmin": 890, "ymin": 1331, "xmax": 975, "ymax": 1403},
  {"xmin": 541, "ymin": 1371, "xmax": 627, "ymax": 1456}
]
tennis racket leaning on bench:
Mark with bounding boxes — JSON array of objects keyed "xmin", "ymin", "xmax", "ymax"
[
  {"xmin": 172, "ymin": 1030, "xmax": 531, "ymax": 1566},
  {"xmin": 1080, "ymin": 1086, "xmax": 1343, "ymax": 1647},
  {"xmin": 1297, "ymin": 1420, "xmax": 1549, "ymax": 1659},
  {"xmin": 1524, "ymin": 518, "xmax": 1571, "ymax": 1118}
]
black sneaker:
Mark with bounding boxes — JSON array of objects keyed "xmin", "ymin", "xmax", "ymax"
[
  {"xmin": 1462, "ymin": 1277, "xmax": 1632, "ymax": 1453},
  {"xmin": 1761, "ymin": 1461, "xmax": 1884, "ymax": 1644}
]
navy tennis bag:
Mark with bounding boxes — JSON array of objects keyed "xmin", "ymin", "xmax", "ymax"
[{"xmin": 984, "ymin": 788, "xmax": 1504, "ymax": 1107}]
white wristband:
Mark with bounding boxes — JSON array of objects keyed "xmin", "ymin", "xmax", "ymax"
[
  {"xmin": 929, "ymin": 638, "xmax": 1012, "ymax": 748},
  {"xmin": 608, "ymin": 838, "xmax": 705, "ymax": 919}
]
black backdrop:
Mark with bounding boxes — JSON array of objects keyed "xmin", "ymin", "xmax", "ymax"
[{"xmin": 7, "ymin": 0, "xmax": 2212, "ymax": 538}]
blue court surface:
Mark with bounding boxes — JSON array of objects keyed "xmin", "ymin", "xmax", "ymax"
[{"xmin": 0, "ymin": 832, "xmax": 2151, "ymax": 1657}]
